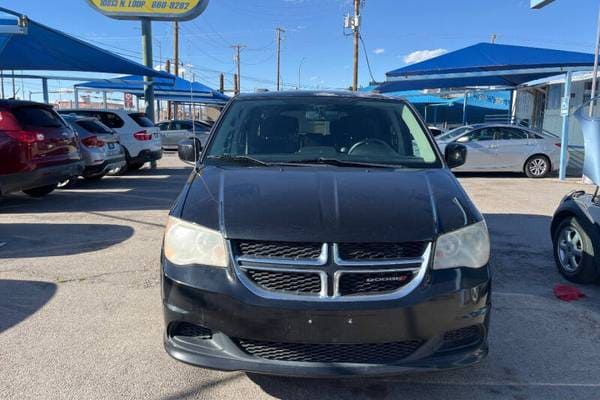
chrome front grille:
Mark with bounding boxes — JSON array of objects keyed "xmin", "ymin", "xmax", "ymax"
[
  {"xmin": 234, "ymin": 240, "xmax": 324, "ymax": 261},
  {"xmin": 336, "ymin": 242, "xmax": 427, "ymax": 261},
  {"xmin": 336, "ymin": 270, "xmax": 417, "ymax": 296},
  {"xmin": 245, "ymin": 268, "xmax": 323, "ymax": 295},
  {"xmin": 233, "ymin": 241, "xmax": 431, "ymax": 301}
]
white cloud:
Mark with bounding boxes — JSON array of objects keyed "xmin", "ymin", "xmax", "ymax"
[
  {"xmin": 373, "ymin": 48, "xmax": 385, "ymax": 55},
  {"xmin": 403, "ymin": 48, "xmax": 447, "ymax": 64}
]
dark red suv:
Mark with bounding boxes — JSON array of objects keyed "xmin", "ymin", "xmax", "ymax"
[{"xmin": 0, "ymin": 100, "xmax": 83, "ymax": 199}]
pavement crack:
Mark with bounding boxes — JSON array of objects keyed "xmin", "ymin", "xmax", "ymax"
[{"xmin": 55, "ymin": 268, "xmax": 150, "ymax": 283}]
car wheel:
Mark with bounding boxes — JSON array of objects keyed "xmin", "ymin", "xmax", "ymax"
[
  {"xmin": 83, "ymin": 172, "xmax": 107, "ymax": 181},
  {"xmin": 127, "ymin": 162, "xmax": 145, "ymax": 171},
  {"xmin": 57, "ymin": 178, "xmax": 77, "ymax": 189},
  {"xmin": 22, "ymin": 184, "xmax": 57, "ymax": 198},
  {"xmin": 553, "ymin": 216, "xmax": 600, "ymax": 283},
  {"xmin": 524, "ymin": 155, "xmax": 551, "ymax": 178}
]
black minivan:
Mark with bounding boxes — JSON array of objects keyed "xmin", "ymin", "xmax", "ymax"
[{"xmin": 162, "ymin": 91, "xmax": 491, "ymax": 377}]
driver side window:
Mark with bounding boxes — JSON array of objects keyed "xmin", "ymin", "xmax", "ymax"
[{"xmin": 464, "ymin": 128, "xmax": 495, "ymax": 142}]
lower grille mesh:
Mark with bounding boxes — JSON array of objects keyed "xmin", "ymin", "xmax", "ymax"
[
  {"xmin": 236, "ymin": 338, "xmax": 423, "ymax": 363},
  {"xmin": 245, "ymin": 269, "xmax": 321, "ymax": 294}
]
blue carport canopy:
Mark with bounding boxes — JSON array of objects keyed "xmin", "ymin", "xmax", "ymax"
[
  {"xmin": 0, "ymin": 7, "xmax": 163, "ymax": 78},
  {"xmin": 75, "ymin": 75, "xmax": 229, "ymax": 104},
  {"xmin": 376, "ymin": 43, "xmax": 595, "ymax": 93}
]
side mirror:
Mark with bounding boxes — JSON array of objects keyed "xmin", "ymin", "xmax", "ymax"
[
  {"xmin": 178, "ymin": 139, "xmax": 202, "ymax": 163},
  {"xmin": 456, "ymin": 136, "xmax": 470, "ymax": 143},
  {"xmin": 445, "ymin": 142, "xmax": 467, "ymax": 169}
]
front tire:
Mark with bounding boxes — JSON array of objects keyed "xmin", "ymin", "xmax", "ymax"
[
  {"xmin": 84, "ymin": 173, "xmax": 107, "ymax": 181},
  {"xmin": 127, "ymin": 162, "xmax": 145, "ymax": 171},
  {"xmin": 57, "ymin": 178, "xmax": 77, "ymax": 189},
  {"xmin": 23, "ymin": 184, "xmax": 57, "ymax": 198},
  {"xmin": 525, "ymin": 155, "xmax": 551, "ymax": 178},
  {"xmin": 553, "ymin": 216, "xmax": 600, "ymax": 283}
]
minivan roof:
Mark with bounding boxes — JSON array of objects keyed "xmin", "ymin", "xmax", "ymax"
[{"xmin": 236, "ymin": 90, "xmax": 397, "ymax": 101}]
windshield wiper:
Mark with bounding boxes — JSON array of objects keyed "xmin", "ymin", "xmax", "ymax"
[
  {"xmin": 283, "ymin": 158, "xmax": 400, "ymax": 169},
  {"xmin": 207, "ymin": 154, "xmax": 272, "ymax": 166}
]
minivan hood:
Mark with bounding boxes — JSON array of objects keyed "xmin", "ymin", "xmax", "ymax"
[{"xmin": 179, "ymin": 166, "xmax": 480, "ymax": 243}]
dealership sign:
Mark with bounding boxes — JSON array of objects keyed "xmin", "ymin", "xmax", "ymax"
[{"xmin": 87, "ymin": 0, "xmax": 209, "ymax": 21}]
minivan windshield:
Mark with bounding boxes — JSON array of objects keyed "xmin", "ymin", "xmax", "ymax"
[{"xmin": 206, "ymin": 97, "xmax": 440, "ymax": 168}]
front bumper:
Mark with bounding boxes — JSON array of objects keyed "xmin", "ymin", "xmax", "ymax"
[{"xmin": 162, "ymin": 260, "xmax": 491, "ymax": 377}]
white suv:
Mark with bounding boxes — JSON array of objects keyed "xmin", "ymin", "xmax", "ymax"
[{"xmin": 60, "ymin": 109, "xmax": 162, "ymax": 171}]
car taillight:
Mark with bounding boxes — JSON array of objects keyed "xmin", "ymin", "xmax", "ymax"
[
  {"xmin": 133, "ymin": 130, "xmax": 153, "ymax": 141},
  {"xmin": 555, "ymin": 143, "xmax": 562, "ymax": 148},
  {"xmin": 81, "ymin": 136, "xmax": 105, "ymax": 148},
  {"xmin": 4, "ymin": 130, "xmax": 45, "ymax": 144}
]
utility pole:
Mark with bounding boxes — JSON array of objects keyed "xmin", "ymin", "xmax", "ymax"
[
  {"xmin": 219, "ymin": 73, "xmax": 225, "ymax": 93},
  {"xmin": 276, "ymin": 27, "xmax": 285, "ymax": 91},
  {"xmin": 491, "ymin": 33, "xmax": 497, "ymax": 44},
  {"xmin": 173, "ymin": 21, "xmax": 180, "ymax": 118},
  {"xmin": 231, "ymin": 44, "xmax": 245, "ymax": 95},
  {"xmin": 352, "ymin": 0, "xmax": 361, "ymax": 91},
  {"xmin": 1, "ymin": 70, "xmax": 4, "ymax": 99},
  {"xmin": 12, "ymin": 70, "xmax": 16, "ymax": 98}
]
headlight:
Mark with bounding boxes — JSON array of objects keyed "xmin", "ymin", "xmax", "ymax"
[
  {"xmin": 433, "ymin": 220, "xmax": 490, "ymax": 270},
  {"xmin": 164, "ymin": 216, "xmax": 229, "ymax": 267}
]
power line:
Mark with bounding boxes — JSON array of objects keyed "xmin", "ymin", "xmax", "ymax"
[{"xmin": 358, "ymin": 34, "xmax": 376, "ymax": 84}]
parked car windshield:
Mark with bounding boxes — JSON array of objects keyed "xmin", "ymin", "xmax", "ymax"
[{"xmin": 206, "ymin": 97, "xmax": 440, "ymax": 168}]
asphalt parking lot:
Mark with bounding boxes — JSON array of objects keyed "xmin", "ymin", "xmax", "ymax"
[{"xmin": 1, "ymin": 153, "xmax": 599, "ymax": 400}]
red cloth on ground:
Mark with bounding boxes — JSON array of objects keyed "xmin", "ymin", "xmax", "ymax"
[{"xmin": 553, "ymin": 284, "xmax": 585, "ymax": 302}]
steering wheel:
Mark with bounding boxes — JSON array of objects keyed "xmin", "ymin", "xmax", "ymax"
[{"xmin": 347, "ymin": 138, "xmax": 393, "ymax": 155}]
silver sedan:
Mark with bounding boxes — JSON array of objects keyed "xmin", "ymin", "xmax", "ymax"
[
  {"xmin": 436, "ymin": 124, "xmax": 563, "ymax": 178},
  {"xmin": 157, "ymin": 120, "xmax": 211, "ymax": 150}
]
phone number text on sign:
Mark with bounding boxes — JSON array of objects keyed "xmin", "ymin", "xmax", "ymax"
[{"xmin": 88, "ymin": 0, "xmax": 208, "ymax": 20}]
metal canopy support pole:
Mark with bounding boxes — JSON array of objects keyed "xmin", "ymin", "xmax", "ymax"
[
  {"xmin": 74, "ymin": 87, "xmax": 79, "ymax": 108},
  {"xmin": 42, "ymin": 78, "xmax": 49, "ymax": 104},
  {"xmin": 102, "ymin": 91, "xmax": 108, "ymax": 110},
  {"xmin": 462, "ymin": 91, "xmax": 468, "ymax": 125},
  {"xmin": 559, "ymin": 71, "xmax": 573, "ymax": 181},
  {"xmin": 141, "ymin": 18, "xmax": 155, "ymax": 122}
]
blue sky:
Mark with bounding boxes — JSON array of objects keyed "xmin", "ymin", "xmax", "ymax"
[{"xmin": 0, "ymin": 0, "xmax": 599, "ymax": 100}]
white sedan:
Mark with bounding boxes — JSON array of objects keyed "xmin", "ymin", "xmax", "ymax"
[{"xmin": 436, "ymin": 124, "xmax": 563, "ymax": 178}]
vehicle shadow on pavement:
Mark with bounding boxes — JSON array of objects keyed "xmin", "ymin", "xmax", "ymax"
[
  {"xmin": 0, "ymin": 223, "xmax": 134, "ymax": 258},
  {"xmin": 0, "ymin": 279, "xmax": 56, "ymax": 333},
  {"xmin": 0, "ymin": 168, "xmax": 190, "ymax": 214}
]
